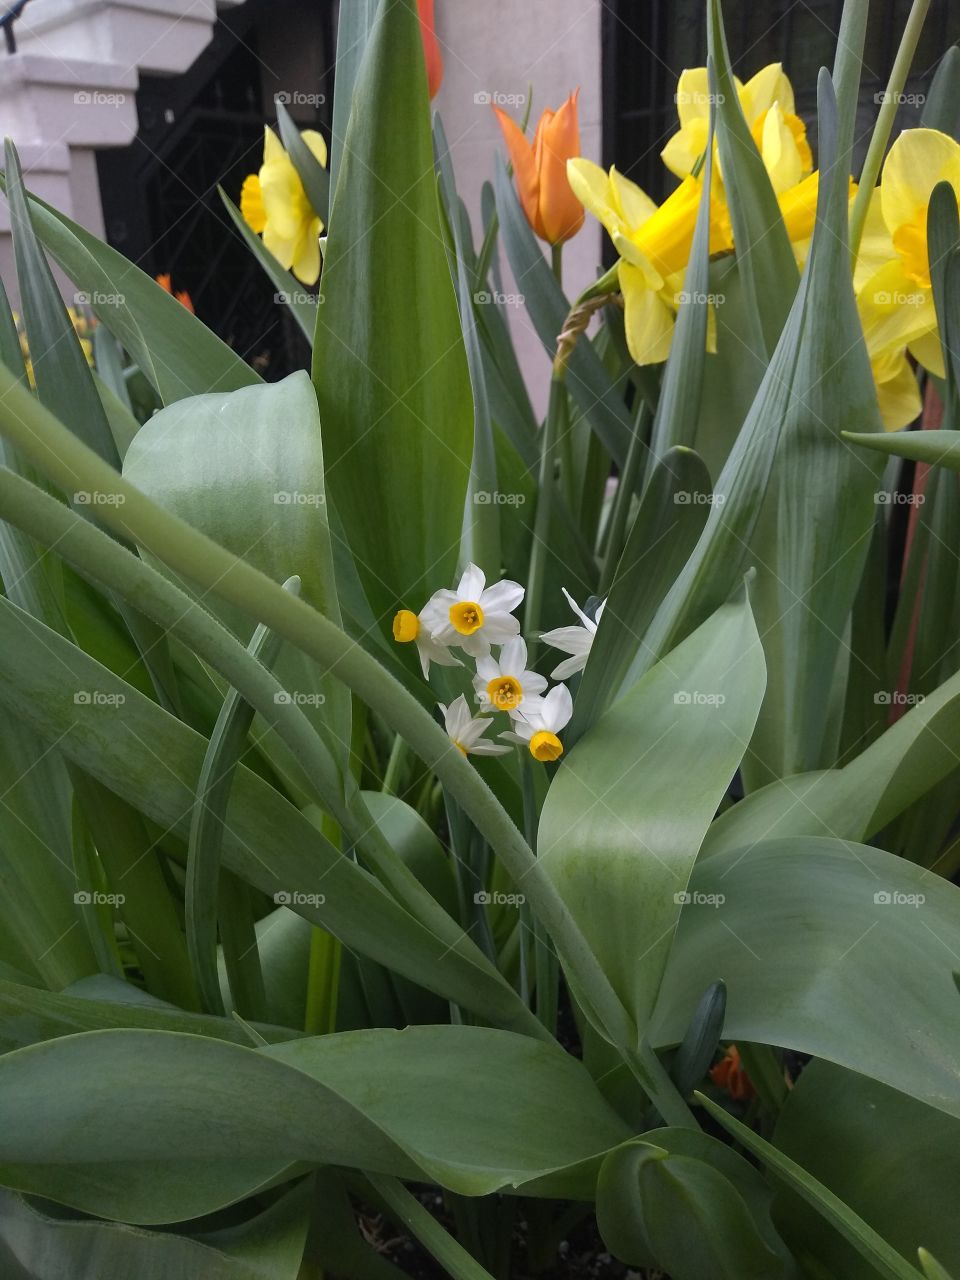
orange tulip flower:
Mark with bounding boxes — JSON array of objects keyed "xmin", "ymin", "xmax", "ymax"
[
  {"xmin": 709, "ymin": 1045, "xmax": 755, "ymax": 1101},
  {"xmin": 494, "ymin": 91, "xmax": 585, "ymax": 246},
  {"xmin": 155, "ymin": 273, "xmax": 194, "ymax": 313},
  {"xmin": 417, "ymin": 0, "xmax": 443, "ymax": 100}
]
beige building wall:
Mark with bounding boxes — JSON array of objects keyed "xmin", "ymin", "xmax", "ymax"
[{"xmin": 432, "ymin": 0, "xmax": 604, "ymax": 416}]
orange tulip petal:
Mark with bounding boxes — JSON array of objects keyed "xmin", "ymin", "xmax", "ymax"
[
  {"xmin": 417, "ymin": 0, "xmax": 443, "ymax": 99},
  {"xmin": 537, "ymin": 89, "xmax": 585, "ymax": 244},
  {"xmin": 493, "ymin": 105, "xmax": 543, "ymax": 238}
]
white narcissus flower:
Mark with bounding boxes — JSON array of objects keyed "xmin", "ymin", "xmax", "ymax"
[
  {"xmin": 392, "ymin": 607, "xmax": 462, "ymax": 679},
  {"xmin": 540, "ymin": 588, "xmax": 606, "ymax": 679},
  {"xmin": 423, "ymin": 563, "xmax": 524, "ymax": 658},
  {"xmin": 440, "ymin": 695, "xmax": 511, "ymax": 757},
  {"xmin": 473, "ymin": 637, "xmax": 547, "ymax": 717},
  {"xmin": 502, "ymin": 683, "xmax": 574, "ymax": 761}
]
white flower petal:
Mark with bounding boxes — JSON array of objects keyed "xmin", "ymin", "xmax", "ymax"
[
  {"xmin": 540, "ymin": 625, "xmax": 592, "ymax": 656},
  {"xmin": 561, "ymin": 587, "xmax": 597, "ymax": 631},
  {"xmin": 550, "ymin": 653, "xmax": 588, "ymax": 680},
  {"xmin": 470, "ymin": 741, "xmax": 514, "ymax": 756},
  {"xmin": 457, "ymin": 563, "xmax": 486, "ymax": 601},
  {"xmin": 459, "ymin": 632, "xmax": 492, "ymax": 659},
  {"xmin": 498, "ymin": 636, "xmax": 528, "ymax": 674},
  {"xmin": 542, "ymin": 683, "xmax": 574, "ymax": 731},
  {"xmin": 479, "ymin": 579, "xmax": 524, "ymax": 614},
  {"xmin": 481, "ymin": 613, "xmax": 522, "ymax": 644}
]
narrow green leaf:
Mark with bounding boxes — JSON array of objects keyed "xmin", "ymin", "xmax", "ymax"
[
  {"xmin": 219, "ymin": 188, "xmax": 318, "ymax": 342},
  {"xmin": 707, "ymin": 0, "xmax": 798, "ymax": 356},
  {"xmin": 0, "ymin": 183, "xmax": 258, "ymax": 402},
  {"xmin": 493, "ymin": 157, "xmax": 634, "ymax": 466},
  {"xmin": 697, "ymin": 1092, "xmax": 922, "ymax": 1280},
  {"xmin": 187, "ymin": 577, "xmax": 301, "ymax": 1017},
  {"xmin": 368, "ymin": 1174, "xmax": 497, "ymax": 1280},
  {"xmin": 568, "ymin": 446, "xmax": 711, "ymax": 744},
  {"xmin": 774, "ymin": 1060, "xmax": 960, "ymax": 1279},
  {"xmin": 276, "ymin": 98, "xmax": 329, "ymax": 224}
]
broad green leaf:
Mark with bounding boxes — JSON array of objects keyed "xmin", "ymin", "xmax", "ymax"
[
  {"xmin": 493, "ymin": 157, "xmax": 634, "ymax": 466},
  {"xmin": 219, "ymin": 189, "xmax": 318, "ymax": 343},
  {"xmin": 0, "ymin": 596, "xmax": 536, "ymax": 1035},
  {"xmin": 773, "ymin": 1061, "xmax": 960, "ymax": 1278},
  {"xmin": 0, "ymin": 1026, "xmax": 630, "ymax": 1222},
  {"xmin": 597, "ymin": 1141, "xmax": 787, "ymax": 1278},
  {"xmin": 568, "ymin": 446, "xmax": 711, "ymax": 744},
  {"xmin": 540, "ymin": 588, "xmax": 765, "ymax": 1031},
  {"xmin": 698, "ymin": 1093, "xmax": 922, "ymax": 1280},
  {"xmin": 3, "ymin": 186, "xmax": 259, "ymax": 403},
  {"xmin": 122, "ymin": 372, "xmax": 350, "ymax": 762},
  {"xmin": 704, "ymin": 650, "xmax": 960, "ymax": 857},
  {"xmin": 707, "ymin": 0, "xmax": 798, "ymax": 356},
  {"xmin": 652, "ymin": 837, "xmax": 960, "ymax": 1121},
  {"xmin": 312, "ymin": 0, "xmax": 473, "ymax": 621},
  {"xmin": 0, "ymin": 1179, "xmax": 312, "ymax": 1280}
]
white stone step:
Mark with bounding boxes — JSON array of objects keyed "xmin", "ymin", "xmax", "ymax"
[
  {"xmin": 14, "ymin": 0, "xmax": 220, "ymax": 77},
  {"xmin": 0, "ymin": 52, "xmax": 138, "ymax": 147}
]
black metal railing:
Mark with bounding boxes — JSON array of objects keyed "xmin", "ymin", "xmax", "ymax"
[{"xmin": 1, "ymin": 0, "xmax": 32, "ymax": 54}]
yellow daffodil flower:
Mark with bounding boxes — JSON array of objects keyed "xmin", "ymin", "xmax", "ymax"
[
  {"xmin": 855, "ymin": 129, "xmax": 960, "ymax": 429},
  {"xmin": 567, "ymin": 159, "xmax": 726, "ymax": 364},
  {"xmin": 662, "ymin": 63, "xmax": 812, "ymax": 194},
  {"xmin": 241, "ymin": 126, "xmax": 327, "ymax": 285}
]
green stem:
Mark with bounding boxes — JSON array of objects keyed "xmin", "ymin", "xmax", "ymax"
[
  {"xmin": 626, "ymin": 1041, "xmax": 698, "ymax": 1130},
  {"xmin": 598, "ymin": 401, "xmax": 650, "ymax": 595},
  {"xmin": 381, "ymin": 732, "xmax": 407, "ymax": 795},
  {"xmin": 849, "ymin": 0, "xmax": 931, "ymax": 263},
  {"xmin": 526, "ymin": 374, "xmax": 567, "ymax": 659},
  {"xmin": 551, "ymin": 242, "xmax": 563, "ymax": 287},
  {"xmin": 0, "ymin": 371, "xmax": 634, "ymax": 1051},
  {"xmin": 368, "ymin": 1175, "xmax": 496, "ymax": 1280}
]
